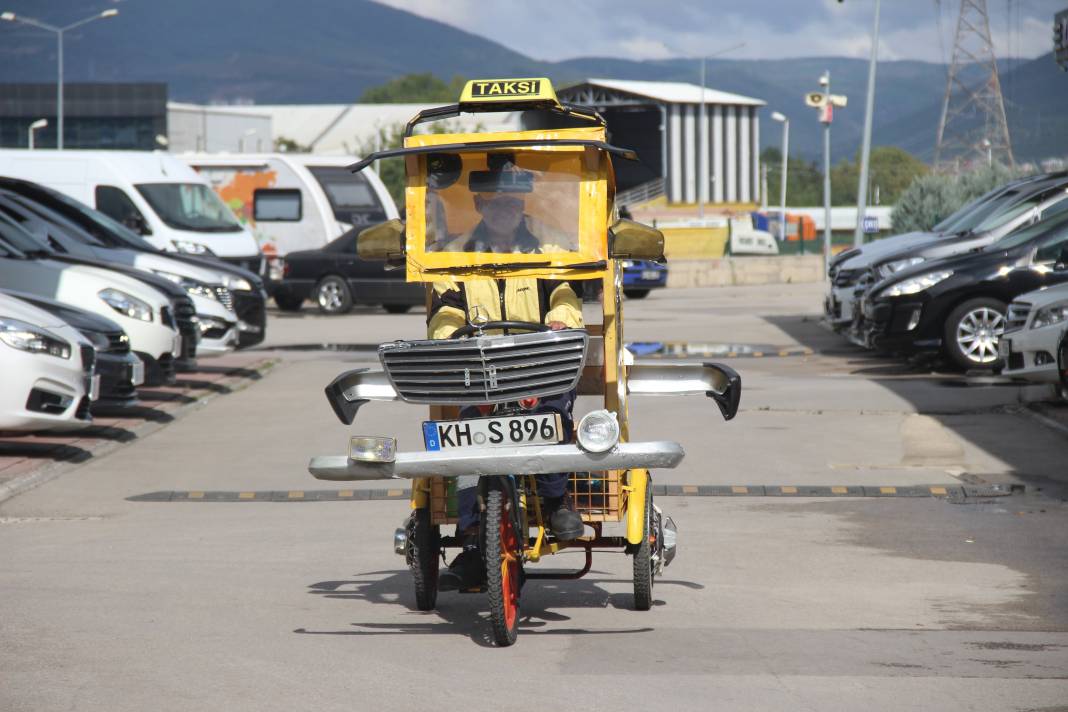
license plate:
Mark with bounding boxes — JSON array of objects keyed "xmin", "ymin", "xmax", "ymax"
[
  {"xmin": 999, "ymin": 338, "xmax": 1011, "ymax": 359},
  {"xmin": 640, "ymin": 270, "xmax": 660, "ymax": 280},
  {"xmin": 130, "ymin": 359, "xmax": 145, "ymax": 386},
  {"xmin": 172, "ymin": 333, "xmax": 182, "ymax": 356},
  {"xmin": 90, "ymin": 374, "xmax": 101, "ymax": 401},
  {"xmin": 422, "ymin": 413, "xmax": 563, "ymax": 451}
]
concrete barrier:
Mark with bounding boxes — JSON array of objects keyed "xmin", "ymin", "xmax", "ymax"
[{"xmin": 666, "ymin": 255, "xmax": 825, "ymax": 287}]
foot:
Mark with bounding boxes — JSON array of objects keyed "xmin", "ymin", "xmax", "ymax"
[
  {"xmin": 542, "ymin": 495, "xmax": 585, "ymax": 541},
  {"xmin": 437, "ymin": 547, "xmax": 483, "ymax": 591}
]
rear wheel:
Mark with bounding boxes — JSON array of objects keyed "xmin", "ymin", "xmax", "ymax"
[
  {"xmin": 484, "ymin": 484, "xmax": 521, "ymax": 647},
  {"xmin": 632, "ymin": 480, "xmax": 654, "ymax": 611},
  {"xmin": 384, "ymin": 304, "xmax": 411, "ymax": 314},
  {"xmin": 942, "ymin": 297, "xmax": 1006, "ymax": 371},
  {"xmin": 406, "ymin": 508, "xmax": 439, "ymax": 611},
  {"xmin": 315, "ymin": 276, "xmax": 352, "ymax": 315},
  {"xmin": 273, "ymin": 293, "xmax": 304, "ymax": 312},
  {"xmin": 624, "ymin": 289, "xmax": 650, "ymax": 299}
]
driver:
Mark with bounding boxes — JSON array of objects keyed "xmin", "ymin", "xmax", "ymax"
[{"xmin": 430, "ymin": 168, "xmax": 586, "ymax": 592}]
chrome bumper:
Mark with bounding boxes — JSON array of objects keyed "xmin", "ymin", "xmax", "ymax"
[{"xmin": 308, "ymin": 440, "xmax": 685, "ymax": 482}]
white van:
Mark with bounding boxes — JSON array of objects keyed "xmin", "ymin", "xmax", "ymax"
[
  {"xmin": 183, "ymin": 154, "xmax": 398, "ymax": 278},
  {"xmin": 0, "ymin": 150, "xmax": 264, "ymax": 275}
]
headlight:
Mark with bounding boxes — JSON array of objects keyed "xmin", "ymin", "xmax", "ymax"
[
  {"xmin": 98, "ymin": 288, "xmax": 153, "ymax": 322},
  {"xmin": 1031, "ymin": 302, "xmax": 1068, "ymax": 329},
  {"xmin": 879, "ymin": 270, "xmax": 954, "ymax": 298},
  {"xmin": 576, "ymin": 410, "xmax": 620, "ymax": 453},
  {"xmin": 153, "ymin": 270, "xmax": 219, "ymax": 301},
  {"xmin": 620, "ymin": 260, "xmax": 635, "ymax": 268},
  {"xmin": 223, "ymin": 276, "xmax": 253, "ymax": 292},
  {"xmin": 0, "ymin": 316, "xmax": 71, "ymax": 358},
  {"xmin": 878, "ymin": 256, "xmax": 925, "ymax": 278},
  {"xmin": 171, "ymin": 240, "xmax": 215, "ymax": 256}
]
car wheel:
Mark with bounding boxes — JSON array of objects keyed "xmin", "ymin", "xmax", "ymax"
[
  {"xmin": 384, "ymin": 304, "xmax": 411, "ymax": 314},
  {"xmin": 315, "ymin": 276, "xmax": 353, "ymax": 315},
  {"xmin": 942, "ymin": 297, "xmax": 1006, "ymax": 371},
  {"xmin": 273, "ymin": 293, "xmax": 304, "ymax": 312},
  {"xmin": 624, "ymin": 289, "xmax": 650, "ymax": 299}
]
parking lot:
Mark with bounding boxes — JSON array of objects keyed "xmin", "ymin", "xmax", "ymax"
[{"xmin": 2, "ymin": 282, "xmax": 1067, "ymax": 711}]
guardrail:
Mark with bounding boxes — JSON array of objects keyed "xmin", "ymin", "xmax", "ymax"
[{"xmin": 616, "ymin": 177, "xmax": 665, "ymax": 208}]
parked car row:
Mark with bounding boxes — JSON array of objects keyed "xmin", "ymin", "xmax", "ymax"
[
  {"xmin": 0, "ymin": 169, "xmax": 269, "ymax": 433},
  {"xmin": 825, "ymin": 172, "xmax": 1068, "ymax": 395}
]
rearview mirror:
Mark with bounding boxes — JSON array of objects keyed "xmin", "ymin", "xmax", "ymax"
[
  {"xmin": 609, "ymin": 219, "xmax": 665, "ymax": 261},
  {"xmin": 357, "ymin": 219, "xmax": 405, "ymax": 262}
]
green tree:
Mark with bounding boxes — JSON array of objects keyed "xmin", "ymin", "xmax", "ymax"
[
  {"xmin": 360, "ymin": 73, "xmax": 467, "ymax": 103},
  {"xmin": 890, "ymin": 163, "xmax": 1030, "ymax": 233},
  {"xmin": 830, "ymin": 146, "xmax": 928, "ymax": 206},
  {"xmin": 762, "ymin": 147, "xmax": 824, "ymax": 206}
]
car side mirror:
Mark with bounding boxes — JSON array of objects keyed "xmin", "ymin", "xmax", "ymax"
[
  {"xmin": 125, "ymin": 214, "xmax": 151, "ymax": 236},
  {"xmin": 357, "ymin": 219, "xmax": 405, "ymax": 262},
  {"xmin": 609, "ymin": 219, "xmax": 665, "ymax": 261}
]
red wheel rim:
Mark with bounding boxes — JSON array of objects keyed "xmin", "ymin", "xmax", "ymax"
[{"xmin": 499, "ymin": 507, "xmax": 520, "ymax": 630}]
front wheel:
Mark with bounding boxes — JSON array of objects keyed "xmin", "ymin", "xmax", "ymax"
[
  {"xmin": 315, "ymin": 276, "xmax": 353, "ymax": 315},
  {"xmin": 484, "ymin": 484, "xmax": 521, "ymax": 646},
  {"xmin": 632, "ymin": 481, "xmax": 654, "ymax": 611},
  {"xmin": 273, "ymin": 293, "xmax": 304, "ymax": 311},
  {"xmin": 942, "ymin": 297, "xmax": 1006, "ymax": 371},
  {"xmin": 406, "ymin": 508, "xmax": 439, "ymax": 611}
]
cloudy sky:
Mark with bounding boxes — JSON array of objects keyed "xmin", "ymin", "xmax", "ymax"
[{"xmin": 377, "ymin": 0, "xmax": 1063, "ymax": 63}]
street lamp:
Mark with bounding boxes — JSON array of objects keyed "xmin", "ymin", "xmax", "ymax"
[
  {"xmin": 697, "ymin": 41, "xmax": 746, "ymax": 218},
  {"xmin": 770, "ymin": 112, "xmax": 790, "ymax": 248},
  {"xmin": 853, "ymin": 0, "xmax": 882, "ymax": 248},
  {"xmin": 1, "ymin": 8, "xmax": 120, "ymax": 149},
  {"xmin": 28, "ymin": 118, "xmax": 48, "ymax": 149}
]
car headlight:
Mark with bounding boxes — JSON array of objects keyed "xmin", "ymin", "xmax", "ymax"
[
  {"xmin": 620, "ymin": 260, "xmax": 635, "ymax": 268},
  {"xmin": 223, "ymin": 275, "xmax": 253, "ymax": 292},
  {"xmin": 576, "ymin": 410, "xmax": 620, "ymax": 453},
  {"xmin": 153, "ymin": 270, "xmax": 219, "ymax": 301},
  {"xmin": 878, "ymin": 256, "xmax": 925, "ymax": 278},
  {"xmin": 1031, "ymin": 302, "xmax": 1068, "ymax": 329},
  {"xmin": 0, "ymin": 316, "xmax": 71, "ymax": 358},
  {"xmin": 879, "ymin": 270, "xmax": 954, "ymax": 298},
  {"xmin": 98, "ymin": 288, "xmax": 153, "ymax": 322},
  {"xmin": 171, "ymin": 240, "xmax": 216, "ymax": 256}
]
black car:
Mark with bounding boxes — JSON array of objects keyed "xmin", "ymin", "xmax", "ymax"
[
  {"xmin": 3, "ymin": 290, "xmax": 143, "ymax": 410},
  {"xmin": 273, "ymin": 229, "xmax": 424, "ymax": 314},
  {"xmin": 863, "ymin": 208, "xmax": 1068, "ymax": 370},
  {"xmin": 0, "ymin": 178, "xmax": 267, "ymax": 349}
]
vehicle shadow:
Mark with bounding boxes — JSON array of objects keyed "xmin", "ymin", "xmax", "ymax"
[
  {"xmin": 188, "ymin": 365, "xmax": 263, "ymax": 380},
  {"xmin": 0, "ymin": 439, "xmax": 93, "ymax": 464},
  {"xmin": 295, "ymin": 568, "xmax": 701, "ymax": 646},
  {"xmin": 172, "ymin": 378, "xmax": 232, "ymax": 394}
]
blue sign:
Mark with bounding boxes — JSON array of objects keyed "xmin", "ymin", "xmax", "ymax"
[{"xmin": 862, "ymin": 215, "xmax": 879, "ymax": 234}]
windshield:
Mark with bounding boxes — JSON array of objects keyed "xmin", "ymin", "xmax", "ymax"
[
  {"xmin": 136, "ymin": 183, "xmax": 243, "ymax": 232},
  {"xmin": 424, "ymin": 151, "xmax": 581, "ymax": 255},
  {"xmin": 970, "ymin": 191, "xmax": 1048, "ymax": 233},
  {"xmin": 988, "ymin": 208, "xmax": 1068, "ymax": 251},
  {"xmin": 933, "ymin": 187, "xmax": 1006, "ymax": 233},
  {"xmin": 308, "ymin": 167, "xmax": 384, "ymax": 224},
  {"xmin": 0, "ymin": 212, "xmax": 51, "ymax": 255},
  {"xmin": 939, "ymin": 189, "xmax": 1024, "ymax": 235}
]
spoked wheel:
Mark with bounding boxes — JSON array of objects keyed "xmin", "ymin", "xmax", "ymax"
[
  {"xmin": 406, "ymin": 508, "xmax": 440, "ymax": 611},
  {"xmin": 943, "ymin": 298, "xmax": 1006, "ymax": 370},
  {"xmin": 483, "ymin": 484, "xmax": 522, "ymax": 646},
  {"xmin": 632, "ymin": 481, "xmax": 654, "ymax": 611}
]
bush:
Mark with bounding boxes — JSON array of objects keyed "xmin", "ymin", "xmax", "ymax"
[{"xmin": 891, "ymin": 164, "xmax": 1029, "ymax": 234}]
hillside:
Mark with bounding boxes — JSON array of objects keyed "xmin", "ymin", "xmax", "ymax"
[{"xmin": 0, "ymin": 0, "xmax": 1059, "ymax": 162}]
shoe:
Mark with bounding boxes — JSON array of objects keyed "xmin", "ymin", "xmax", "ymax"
[
  {"xmin": 542, "ymin": 495, "xmax": 584, "ymax": 541},
  {"xmin": 437, "ymin": 547, "xmax": 483, "ymax": 591}
]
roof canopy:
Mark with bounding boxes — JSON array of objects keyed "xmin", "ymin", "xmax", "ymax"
[{"xmin": 560, "ymin": 78, "xmax": 765, "ymax": 107}]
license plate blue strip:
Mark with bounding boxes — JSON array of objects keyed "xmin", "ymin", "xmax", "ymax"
[{"xmin": 422, "ymin": 421, "xmax": 441, "ymax": 451}]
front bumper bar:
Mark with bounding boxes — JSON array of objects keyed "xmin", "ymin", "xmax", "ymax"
[{"xmin": 308, "ymin": 440, "xmax": 685, "ymax": 482}]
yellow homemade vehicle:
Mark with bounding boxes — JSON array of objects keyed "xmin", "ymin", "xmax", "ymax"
[{"xmin": 308, "ymin": 78, "xmax": 740, "ymax": 646}]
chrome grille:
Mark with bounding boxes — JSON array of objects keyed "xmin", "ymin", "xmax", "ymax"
[
  {"xmin": 214, "ymin": 286, "xmax": 234, "ymax": 312},
  {"xmin": 1005, "ymin": 302, "xmax": 1031, "ymax": 332},
  {"xmin": 379, "ymin": 330, "xmax": 588, "ymax": 404},
  {"xmin": 106, "ymin": 331, "xmax": 130, "ymax": 354}
]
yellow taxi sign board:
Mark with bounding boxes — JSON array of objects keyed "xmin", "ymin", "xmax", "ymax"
[{"xmin": 460, "ymin": 78, "xmax": 558, "ymax": 105}]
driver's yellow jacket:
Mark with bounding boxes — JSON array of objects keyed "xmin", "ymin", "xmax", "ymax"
[{"xmin": 427, "ymin": 277, "xmax": 583, "ymax": 339}]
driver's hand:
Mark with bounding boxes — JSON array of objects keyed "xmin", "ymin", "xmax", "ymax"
[{"xmin": 548, "ymin": 321, "xmax": 567, "ymax": 330}]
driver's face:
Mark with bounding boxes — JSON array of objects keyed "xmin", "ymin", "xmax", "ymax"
[{"xmin": 476, "ymin": 194, "xmax": 524, "ymax": 236}]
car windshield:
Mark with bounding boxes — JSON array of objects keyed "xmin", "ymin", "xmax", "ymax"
[
  {"xmin": 136, "ymin": 183, "xmax": 243, "ymax": 232},
  {"xmin": 20, "ymin": 183, "xmax": 158, "ymax": 251},
  {"xmin": 424, "ymin": 151, "xmax": 581, "ymax": 255},
  {"xmin": 988, "ymin": 207, "xmax": 1068, "ymax": 251},
  {"xmin": 939, "ymin": 189, "xmax": 1024, "ymax": 234},
  {"xmin": 932, "ymin": 186, "xmax": 1007, "ymax": 233},
  {"xmin": 0, "ymin": 212, "xmax": 50, "ymax": 255}
]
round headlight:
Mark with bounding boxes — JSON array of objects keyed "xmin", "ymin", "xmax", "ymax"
[{"xmin": 576, "ymin": 410, "xmax": 620, "ymax": 453}]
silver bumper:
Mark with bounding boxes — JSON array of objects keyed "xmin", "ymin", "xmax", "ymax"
[{"xmin": 308, "ymin": 440, "xmax": 685, "ymax": 481}]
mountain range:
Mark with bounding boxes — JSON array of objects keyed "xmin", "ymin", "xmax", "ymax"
[{"xmin": 0, "ymin": 0, "xmax": 1063, "ymax": 163}]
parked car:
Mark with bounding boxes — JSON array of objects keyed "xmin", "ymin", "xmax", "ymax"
[
  {"xmin": 0, "ymin": 216, "xmax": 185, "ymax": 385},
  {"xmin": 861, "ymin": 207, "xmax": 1068, "ymax": 370},
  {"xmin": 827, "ymin": 173, "xmax": 1065, "ymax": 332},
  {"xmin": 999, "ymin": 282, "xmax": 1068, "ymax": 390},
  {"xmin": 272, "ymin": 229, "xmax": 423, "ymax": 314},
  {"xmin": 3, "ymin": 290, "xmax": 143, "ymax": 410},
  {"xmin": 184, "ymin": 153, "xmax": 399, "ymax": 287},
  {"xmin": 0, "ymin": 292, "xmax": 96, "ymax": 432},
  {"xmin": 0, "ymin": 177, "xmax": 266, "ymax": 349},
  {"xmin": 0, "ymin": 149, "xmax": 264, "ymax": 277},
  {"xmin": 620, "ymin": 259, "xmax": 667, "ymax": 299}
]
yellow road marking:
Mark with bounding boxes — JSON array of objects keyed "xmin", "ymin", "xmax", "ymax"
[
  {"xmin": 387, "ymin": 489, "xmax": 404, "ymax": 497},
  {"xmin": 780, "ymin": 486, "xmax": 797, "ymax": 494},
  {"xmin": 731, "ymin": 486, "xmax": 748, "ymax": 494},
  {"xmin": 880, "ymin": 486, "xmax": 897, "ymax": 495},
  {"xmin": 288, "ymin": 491, "xmax": 304, "ymax": 499},
  {"xmin": 727, "ymin": 352, "xmax": 738, "ymax": 358},
  {"xmin": 238, "ymin": 492, "xmax": 255, "ymax": 500},
  {"xmin": 338, "ymin": 490, "xmax": 354, "ymax": 498},
  {"xmin": 831, "ymin": 486, "xmax": 848, "ymax": 494},
  {"xmin": 779, "ymin": 350, "xmax": 790, "ymax": 357},
  {"xmin": 683, "ymin": 485, "xmax": 698, "ymax": 494},
  {"xmin": 187, "ymin": 491, "xmax": 204, "ymax": 499},
  {"xmin": 929, "ymin": 486, "xmax": 948, "ymax": 496},
  {"xmin": 753, "ymin": 352, "xmax": 764, "ymax": 358}
]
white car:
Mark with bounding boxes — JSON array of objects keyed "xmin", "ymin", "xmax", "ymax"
[
  {"xmin": 0, "ymin": 225, "xmax": 180, "ymax": 386},
  {"xmin": 0, "ymin": 293, "xmax": 97, "ymax": 432},
  {"xmin": 1000, "ymin": 283, "xmax": 1068, "ymax": 388}
]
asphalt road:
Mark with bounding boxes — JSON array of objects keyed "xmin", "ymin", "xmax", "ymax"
[{"xmin": 2, "ymin": 283, "xmax": 1067, "ymax": 711}]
